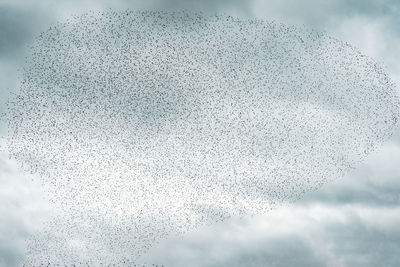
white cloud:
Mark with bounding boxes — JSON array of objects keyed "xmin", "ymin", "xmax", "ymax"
[
  {"xmin": 0, "ymin": 1, "xmax": 400, "ymax": 266},
  {"xmin": 0, "ymin": 147, "xmax": 52, "ymax": 266},
  {"xmin": 144, "ymin": 202, "xmax": 400, "ymax": 266}
]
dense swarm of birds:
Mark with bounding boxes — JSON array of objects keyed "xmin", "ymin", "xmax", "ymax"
[{"xmin": 6, "ymin": 10, "xmax": 400, "ymax": 266}]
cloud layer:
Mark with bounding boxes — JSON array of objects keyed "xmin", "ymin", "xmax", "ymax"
[
  {"xmin": 1, "ymin": 1, "xmax": 400, "ymax": 266},
  {"xmin": 144, "ymin": 143, "xmax": 400, "ymax": 267}
]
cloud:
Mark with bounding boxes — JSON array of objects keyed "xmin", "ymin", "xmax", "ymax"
[
  {"xmin": 0, "ymin": 4, "xmax": 53, "ymax": 60},
  {"xmin": 0, "ymin": 6, "xmax": 35, "ymax": 59},
  {"xmin": 330, "ymin": 15, "xmax": 400, "ymax": 87},
  {"xmin": 299, "ymin": 142, "xmax": 400, "ymax": 207},
  {"xmin": 250, "ymin": 0, "xmax": 400, "ymax": 89},
  {"xmin": 0, "ymin": 2, "xmax": 55, "ymax": 118},
  {"xmin": 0, "ymin": 1, "xmax": 400, "ymax": 266},
  {"xmin": 250, "ymin": 0, "xmax": 400, "ymax": 28},
  {"xmin": 142, "ymin": 141, "xmax": 400, "ymax": 266},
  {"xmin": 144, "ymin": 203, "xmax": 400, "ymax": 267},
  {"xmin": 0, "ymin": 145, "xmax": 52, "ymax": 267}
]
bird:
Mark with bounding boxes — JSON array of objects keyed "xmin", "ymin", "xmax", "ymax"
[{"xmin": 8, "ymin": 10, "xmax": 400, "ymax": 266}]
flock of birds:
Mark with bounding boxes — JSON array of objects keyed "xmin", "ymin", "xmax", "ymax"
[{"xmin": 6, "ymin": 10, "xmax": 399, "ymax": 266}]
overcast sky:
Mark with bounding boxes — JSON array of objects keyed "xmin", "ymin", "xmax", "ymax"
[{"xmin": 1, "ymin": 0, "xmax": 400, "ymax": 266}]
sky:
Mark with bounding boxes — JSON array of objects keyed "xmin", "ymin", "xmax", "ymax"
[{"xmin": 0, "ymin": 0, "xmax": 400, "ymax": 266}]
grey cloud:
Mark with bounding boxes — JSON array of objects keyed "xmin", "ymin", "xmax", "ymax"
[
  {"xmin": 152, "ymin": 0, "xmax": 252, "ymax": 15},
  {"xmin": 0, "ymin": 1, "xmax": 399, "ymax": 266},
  {"xmin": 0, "ymin": 6, "xmax": 31, "ymax": 59},
  {"xmin": 215, "ymin": 236, "xmax": 326, "ymax": 267},
  {"xmin": 322, "ymin": 214, "xmax": 400, "ymax": 267},
  {"xmin": 0, "ymin": 5, "xmax": 52, "ymax": 60},
  {"xmin": 299, "ymin": 143, "xmax": 400, "ymax": 207},
  {"xmin": 251, "ymin": 0, "xmax": 400, "ymax": 30},
  {"xmin": 0, "ymin": 216, "xmax": 29, "ymax": 267},
  {"xmin": 299, "ymin": 173, "xmax": 400, "ymax": 207},
  {"xmin": 145, "ymin": 205, "xmax": 400, "ymax": 267},
  {"xmin": 110, "ymin": 0, "xmax": 253, "ymax": 14},
  {"xmin": 0, "ymin": 3, "xmax": 55, "ymax": 120},
  {"xmin": 144, "ymin": 141, "xmax": 400, "ymax": 266},
  {"xmin": 303, "ymin": 182, "xmax": 400, "ymax": 207}
]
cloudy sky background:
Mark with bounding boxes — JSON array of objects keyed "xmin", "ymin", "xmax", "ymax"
[{"xmin": 0, "ymin": 0, "xmax": 399, "ymax": 266}]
